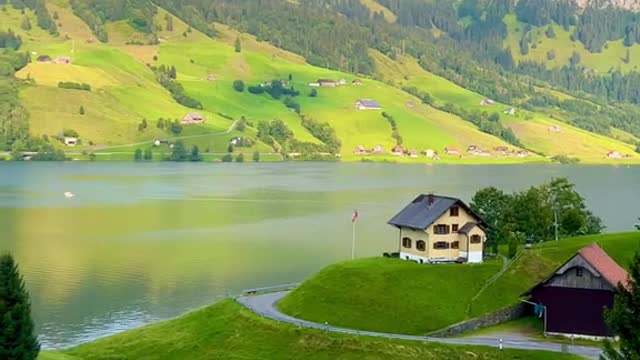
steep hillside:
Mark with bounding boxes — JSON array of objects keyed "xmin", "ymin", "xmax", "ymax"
[
  {"xmin": 2, "ymin": 0, "xmax": 545, "ymax": 163},
  {"xmin": 2, "ymin": 0, "xmax": 640, "ymax": 163},
  {"xmin": 370, "ymin": 51, "xmax": 639, "ymax": 162}
]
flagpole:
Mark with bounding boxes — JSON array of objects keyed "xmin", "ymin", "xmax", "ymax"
[{"xmin": 351, "ymin": 220, "xmax": 356, "ymax": 260}]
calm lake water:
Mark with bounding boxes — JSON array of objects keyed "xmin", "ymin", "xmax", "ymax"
[{"xmin": 0, "ymin": 162, "xmax": 638, "ymax": 349}]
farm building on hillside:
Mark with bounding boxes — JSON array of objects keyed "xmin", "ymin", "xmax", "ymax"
[
  {"xmin": 372, "ymin": 145, "xmax": 385, "ymax": 154},
  {"xmin": 354, "ymin": 99, "xmax": 382, "ymax": 110},
  {"xmin": 388, "ymin": 194, "xmax": 488, "ymax": 264},
  {"xmin": 36, "ymin": 55, "xmax": 52, "ymax": 63},
  {"xmin": 522, "ymin": 243, "xmax": 628, "ymax": 339},
  {"xmin": 444, "ymin": 147, "xmax": 460, "ymax": 156},
  {"xmin": 55, "ymin": 56, "xmax": 72, "ymax": 64},
  {"xmin": 352, "ymin": 79, "xmax": 362, "ymax": 85},
  {"xmin": 408, "ymin": 149, "xmax": 418, "ymax": 158},
  {"xmin": 181, "ymin": 112, "xmax": 205, "ymax": 125},
  {"xmin": 391, "ymin": 145, "xmax": 404, "ymax": 156},
  {"xmin": 424, "ymin": 149, "xmax": 436, "ymax": 159},
  {"xmin": 549, "ymin": 125, "xmax": 562, "ymax": 133},
  {"xmin": 206, "ymin": 74, "xmax": 217, "ymax": 81},
  {"xmin": 480, "ymin": 99, "xmax": 495, "ymax": 106},
  {"xmin": 354, "ymin": 146, "xmax": 369, "ymax": 155},
  {"xmin": 317, "ymin": 79, "xmax": 338, "ymax": 87},
  {"xmin": 607, "ymin": 151, "xmax": 622, "ymax": 159},
  {"xmin": 64, "ymin": 137, "xmax": 78, "ymax": 147},
  {"xmin": 504, "ymin": 107, "xmax": 516, "ymax": 115}
]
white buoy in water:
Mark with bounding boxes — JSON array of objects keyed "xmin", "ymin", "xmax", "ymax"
[{"xmin": 64, "ymin": 192, "xmax": 75, "ymax": 199}]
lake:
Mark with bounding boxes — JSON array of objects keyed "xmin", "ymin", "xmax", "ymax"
[{"xmin": 0, "ymin": 162, "xmax": 638, "ymax": 349}]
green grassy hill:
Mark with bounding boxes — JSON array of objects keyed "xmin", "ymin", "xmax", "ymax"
[
  {"xmin": 504, "ymin": 15, "xmax": 640, "ymax": 74},
  {"xmin": 279, "ymin": 232, "xmax": 640, "ymax": 336},
  {"xmin": 370, "ymin": 51, "xmax": 640, "ymax": 163},
  {"xmin": 3, "ymin": 0, "xmax": 639, "ymax": 163},
  {"xmin": 39, "ymin": 299, "xmax": 581, "ymax": 360}
]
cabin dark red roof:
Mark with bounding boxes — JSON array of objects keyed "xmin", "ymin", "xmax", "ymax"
[{"xmin": 579, "ymin": 243, "xmax": 628, "ymax": 288}]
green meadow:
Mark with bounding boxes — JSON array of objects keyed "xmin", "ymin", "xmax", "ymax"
[
  {"xmin": 38, "ymin": 300, "xmax": 581, "ymax": 360},
  {"xmin": 280, "ymin": 232, "xmax": 640, "ymax": 336}
]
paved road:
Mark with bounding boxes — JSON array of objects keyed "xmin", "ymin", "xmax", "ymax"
[{"xmin": 237, "ymin": 291, "xmax": 602, "ymax": 360}]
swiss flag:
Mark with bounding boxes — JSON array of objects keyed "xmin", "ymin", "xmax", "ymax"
[{"xmin": 352, "ymin": 209, "xmax": 359, "ymax": 223}]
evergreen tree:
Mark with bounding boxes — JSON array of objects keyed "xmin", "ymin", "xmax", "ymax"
[
  {"xmin": 227, "ymin": 144, "xmax": 234, "ymax": 153},
  {"xmin": 168, "ymin": 66, "xmax": 177, "ymax": 80},
  {"xmin": 545, "ymin": 25, "xmax": 555, "ymax": 39},
  {"xmin": 143, "ymin": 149, "xmax": 152, "ymax": 161},
  {"xmin": 235, "ymin": 36, "xmax": 241, "ymax": 53},
  {"xmin": 0, "ymin": 254, "xmax": 40, "ymax": 360},
  {"xmin": 165, "ymin": 14, "xmax": 173, "ymax": 31},
  {"xmin": 221, "ymin": 153, "xmax": 233, "ymax": 162},
  {"xmin": 252, "ymin": 151, "xmax": 260, "ymax": 162},
  {"xmin": 79, "ymin": 105, "xmax": 85, "ymax": 115},
  {"xmin": 21, "ymin": 16, "xmax": 31, "ymax": 31},
  {"xmin": 189, "ymin": 145, "xmax": 201, "ymax": 161},
  {"xmin": 134, "ymin": 148, "xmax": 143, "ymax": 161},
  {"xmin": 604, "ymin": 250, "xmax": 640, "ymax": 360},
  {"xmin": 235, "ymin": 152, "xmax": 244, "ymax": 162}
]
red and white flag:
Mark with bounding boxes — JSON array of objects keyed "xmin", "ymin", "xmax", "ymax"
[{"xmin": 352, "ymin": 209, "xmax": 359, "ymax": 223}]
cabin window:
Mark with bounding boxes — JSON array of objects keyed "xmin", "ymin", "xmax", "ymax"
[
  {"xmin": 402, "ymin": 237, "xmax": 412, "ymax": 249},
  {"xmin": 452, "ymin": 224, "xmax": 459, "ymax": 232},
  {"xmin": 470, "ymin": 235, "xmax": 482, "ymax": 244},
  {"xmin": 451, "ymin": 241, "xmax": 460, "ymax": 249},
  {"xmin": 576, "ymin": 268, "xmax": 584, "ymax": 277},
  {"xmin": 433, "ymin": 241, "xmax": 450, "ymax": 250},
  {"xmin": 416, "ymin": 240, "xmax": 426, "ymax": 252},
  {"xmin": 434, "ymin": 224, "xmax": 450, "ymax": 235},
  {"xmin": 450, "ymin": 207, "xmax": 460, "ymax": 217}
]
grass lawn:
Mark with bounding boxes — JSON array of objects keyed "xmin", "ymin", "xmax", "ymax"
[
  {"xmin": 278, "ymin": 257, "xmax": 502, "ymax": 335},
  {"xmin": 469, "ymin": 232, "xmax": 640, "ymax": 318},
  {"xmin": 279, "ymin": 233, "xmax": 640, "ymax": 336},
  {"xmin": 39, "ymin": 300, "xmax": 582, "ymax": 360}
]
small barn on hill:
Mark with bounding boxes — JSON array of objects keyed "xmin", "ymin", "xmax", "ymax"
[
  {"xmin": 36, "ymin": 55, "xmax": 52, "ymax": 63},
  {"xmin": 181, "ymin": 112, "xmax": 205, "ymax": 125},
  {"xmin": 354, "ymin": 99, "xmax": 382, "ymax": 110},
  {"xmin": 523, "ymin": 243, "xmax": 628, "ymax": 339}
]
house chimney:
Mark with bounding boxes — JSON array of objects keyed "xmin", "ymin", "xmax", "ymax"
[{"xmin": 428, "ymin": 193, "xmax": 434, "ymax": 206}]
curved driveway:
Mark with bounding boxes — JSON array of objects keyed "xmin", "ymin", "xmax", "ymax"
[{"xmin": 237, "ymin": 291, "xmax": 602, "ymax": 360}]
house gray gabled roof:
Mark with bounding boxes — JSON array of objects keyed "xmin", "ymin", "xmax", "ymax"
[
  {"xmin": 388, "ymin": 194, "xmax": 486, "ymax": 231},
  {"xmin": 357, "ymin": 99, "xmax": 381, "ymax": 108}
]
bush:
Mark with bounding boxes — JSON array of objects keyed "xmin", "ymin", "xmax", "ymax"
[
  {"xmin": 235, "ymin": 153, "xmax": 244, "ymax": 162},
  {"xmin": 222, "ymin": 153, "xmax": 233, "ymax": 162},
  {"xmin": 233, "ymin": 80, "xmax": 245, "ymax": 92},
  {"xmin": 248, "ymin": 86, "xmax": 265, "ymax": 94},
  {"xmin": 58, "ymin": 82, "xmax": 91, "ymax": 91},
  {"xmin": 252, "ymin": 151, "xmax": 260, "ymax": 162},
  {"xmin": 236, "ymin": 120, "xmax": 247, "ymax": 132},
  {"xmin": 309, "ymin": 88, "xmax": 318, "ymax": 97}
]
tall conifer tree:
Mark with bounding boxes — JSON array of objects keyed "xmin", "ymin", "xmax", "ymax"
[{"xmin": 0, "ymin": 254, "xmax": 40, "ymax": 360}]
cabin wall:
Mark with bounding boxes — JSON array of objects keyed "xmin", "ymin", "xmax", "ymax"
[
  {"xmin": 532, "ymin": 286, "xmax": 614, "ymax": 337},
  {"xmin": 399, "ymin": 228, "xmax": 430, "ymax": 263},
  {"xmin": 546, "ymin": 267, "xmax": 613, "ymax": 290}
]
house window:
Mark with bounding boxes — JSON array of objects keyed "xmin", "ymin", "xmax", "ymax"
[
  {"xmin": 576, "ymin": 268, "xmax": 584, "ymax": 277},
  {"xmin": 433, "ymin": 241, "xmax": 450, "ymax": 250},
  {"xmin": 416, "ymin": 240, "xmax": 426, "ymax": 252},
  {"xmin": 434, "ymin": 224, "xmax": 450, "ymax": 235},
  {"xmin": 402, "ymin": 237, "xmax": 412, "ymax": 249},
  {"xmin": 470, "ymin": 235, "xmax": 482, "ymax": 244},
  {"xmin": 452, "ymin": 224, "xmax": 459, "ymax": 232},
  {"xmin": 450, "ymin": 206, "xmax": 460, "ymax": 217},
  {"xmin": 452, "ymin": 241, "xmax": 460, "ymax": 249}
]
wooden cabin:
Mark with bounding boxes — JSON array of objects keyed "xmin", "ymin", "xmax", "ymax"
[{"xmin": 522, "ymin": 243, "xmax": 628, "ymax": 339}]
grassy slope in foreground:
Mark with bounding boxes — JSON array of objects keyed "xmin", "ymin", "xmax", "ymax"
[
  {"xmin": 278, "ymin": 257, "xmax": 502, "ymax": 335},
  {"xmin": 469, "ymin": 232, "xmax": 640, "ymax": 318},
  {"xmin": 40, "ymin": 300, "xmax": 581, "ymax": 360},
  {"xmin": 279, "ymin": 233, "xmax": 640, "ymax": 336}
]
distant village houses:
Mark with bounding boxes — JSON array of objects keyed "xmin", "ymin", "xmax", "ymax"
[
  {"xmin": 444, "ymin": 147, "xmax": 461, "ymax": 156},
  {"xmin": 181, "ymin": 112, "xmax": 205, "ymax": 125},
  {"xmin": 391, "ymin": 145, "xmax": 404, "ymax": 156},
  {"xmin": 355, "ymin": 99, "xmax": 382, "ymax": 110},
  {"xmin": 480, "ymin": 99, "xmax": 495, "ymax": 106},
  {"xmin": 317, "ymin": 79, "xmax": 338, "ymax": 87},
  {"xmin": 55, "ymin": 56, "xmax": 72, "ymax": 64},
  {"xmin": 388, "ymin": 194, "xmax": 488, "ymax": 264},
  {"xmin": 504, "ymin": 107, "xmax": 516, "ymax": 116},
  {"xmin": 372, "ymin": 145, "xmax": 385, "ymax": 154},
  {"xmin": 408, "ymin": 149, "xmax": 418, "ymax": 158},
  {"xmin": 354, "ymin": 145, "xmax": 369, "ymax": 155}
]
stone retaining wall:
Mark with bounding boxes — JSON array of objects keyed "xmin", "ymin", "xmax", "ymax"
[{"xmin": 429, "ymin": 303, "xmax": 530, "ymax": 337}]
